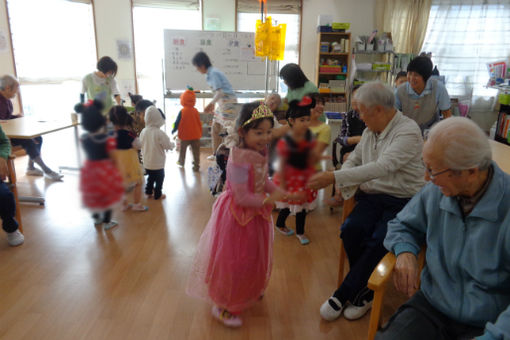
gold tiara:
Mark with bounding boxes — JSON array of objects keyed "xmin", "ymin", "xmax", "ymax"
[{"xmin": 242, "ymin": 104, "xmax": 274, "ymax": 127}]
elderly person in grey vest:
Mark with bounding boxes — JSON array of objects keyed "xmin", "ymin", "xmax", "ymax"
[
  {"xmin": 395, "ymin": 56, "xmax": 451, "ymax": 133},
  {"xmin": 378, "ymin": 117, "xmax": 510, "ymax": 340},
  {"xmin": 308, "ymin": 81, "xmax": 425, "ymax": 322}
]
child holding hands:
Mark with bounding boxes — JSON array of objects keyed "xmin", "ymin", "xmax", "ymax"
[
  {"xmin": 187, "ymin": 102, "xmax": 288, "ymax": 327},
  {"xmin": 273, "ymin": 96, "xmax": 319, "ymax": 245}
]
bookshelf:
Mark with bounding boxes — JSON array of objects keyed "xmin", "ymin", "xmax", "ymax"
[
  {"xmin": 495, "ymin": 104, "xmax": 510, "ymax": 146},
  {"xmin": 316, "ymin": 32, "xmax": 351, "ymax": 113}
]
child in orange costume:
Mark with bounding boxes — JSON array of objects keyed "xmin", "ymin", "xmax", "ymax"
[{"xmin": 172, "ymin": 88, "xmax": 202, "ymax": 172}]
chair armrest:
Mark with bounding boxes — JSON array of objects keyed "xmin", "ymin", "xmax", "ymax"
[{"xmin": 367, "ymin": 252, "xmax": 396, "ymax": 291}]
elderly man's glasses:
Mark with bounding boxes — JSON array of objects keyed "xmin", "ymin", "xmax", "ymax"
[
  {"xmin": 424, "ymin": 166, "xmax": 452, "ymax": 179},
  {"xmin": 422, "ymin": 160, "xmax": 452, "ymax": 179}
]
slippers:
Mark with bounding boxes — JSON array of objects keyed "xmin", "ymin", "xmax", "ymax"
[
  {"xmin": 296, "ymin": 234, "xmax": 310, "ymax": 245},
  {"xmin": 131, "ymin": 204, "xmax": 148, "ymax": 212},
  {"xmin": 275, "ymin": 226, "xmax": 294, "ymax": 236}
]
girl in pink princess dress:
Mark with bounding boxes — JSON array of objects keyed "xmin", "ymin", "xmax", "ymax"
[{"xmin": 187, "ymin": 102, "xmax": 289, "ymax": 328}]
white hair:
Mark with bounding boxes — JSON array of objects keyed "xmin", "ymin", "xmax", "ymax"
[
  {"xmin": 427, "ymin": 117, "xmax": 492, "ymax": 170},
  {"xmin": 0, "ymin": 75, "xmax": 18, "ymax": 90},
  {"xmin": 266, "ymin": 93, "xmax": 281, "ymax": 101},
  {"xmin": 353, "ymin": 81, "xmax": 395, "ymax": 109}
]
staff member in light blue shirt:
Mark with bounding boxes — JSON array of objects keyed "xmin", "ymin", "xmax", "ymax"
[
  {"xmin": 379, "ymin": 117, "xmax": 510, "ymax": 340},
  {"xmin": 395, "ymin": 56, "xmax": 451, "ymax": 133},
  {"xmin": 192, "ymin": 52, "xmax": 237, "ymax": 160}
]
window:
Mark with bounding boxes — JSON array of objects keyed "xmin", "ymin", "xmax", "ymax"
[
  {"xmin": 132, "ymin": 2, "xmax": 201, "ymax": 109},
  {"xmin": 422, "ymin": 0, "xmax": 510, "ymax": 113},
  {"xmin": 7, "ymin": 0, "xmax": 96, "ymax": 119},
  {"xmin": 236, "ymin": 0, "xmax": 301, "ymax": 95}
]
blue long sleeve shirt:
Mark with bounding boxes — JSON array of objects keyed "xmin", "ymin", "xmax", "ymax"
[{"xmin": 384, "ymin": 162, "xmax": 510, "ymax": 340}]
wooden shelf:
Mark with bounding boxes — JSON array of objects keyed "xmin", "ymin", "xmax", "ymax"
[
  {"xmin": 357, "ymin": 69, "xmax": 391, "ymax": 73},
  {"xmin": 319, "ymin": 32, "xmax": 350, "ymax": 36},
  {"xmin": 354, "ymin": 50, "xmax": 395, "ymax": 55},
  {"xmin": 316, "ymin": 32, "xmax": 351, "ymax": 105},
  {"xmin": 320, "ymin": 52, "xmax": 349, "ymax": 56},
  {"xmin": 319, "ymin": 72, "xmax": 348, "ymax": 75},
  {"xmin": 318, "ymin": 91, "xmax": 346, "ymax": 95}
]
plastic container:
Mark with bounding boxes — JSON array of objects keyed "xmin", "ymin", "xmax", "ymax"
[
  {"xmin": 326, "ymin": 112, "xmax": 343, "ymax": 119},
  {"xmin": 499, "ymin": 93, "xmax": 510, "ymax": 105}
]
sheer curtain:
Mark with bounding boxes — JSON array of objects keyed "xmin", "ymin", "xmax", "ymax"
[
  {"xmin": 376, "ymin": 0, "xmax": 432, "ymax": 54},
  {"xmin": 422, "ymin": 0, "xmax": 510, "ymax": 114}
]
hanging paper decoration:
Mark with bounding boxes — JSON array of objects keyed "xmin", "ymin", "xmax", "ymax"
[{"xmin": 255, "ymin": 16, "xmax": 287, "ymax": 61}]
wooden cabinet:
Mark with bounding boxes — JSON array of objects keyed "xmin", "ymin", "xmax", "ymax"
[{"xmin": 315, "ymin": 32, "xmax": 351, "ymax": 113}]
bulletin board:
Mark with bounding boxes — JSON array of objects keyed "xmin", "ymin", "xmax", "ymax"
[{"xmin": 163, "ymin": 29, "xmax": 266, "ymax": 91}]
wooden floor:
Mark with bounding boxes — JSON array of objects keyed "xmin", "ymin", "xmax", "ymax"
[{"xmin": 0, "ymin": 128, "xmax": 406, "ymax": 340}]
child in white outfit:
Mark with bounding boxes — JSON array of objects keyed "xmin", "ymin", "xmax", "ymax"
[{"xmin": 139, "ymin": 106, "xmax": 174, "ymax": 200}]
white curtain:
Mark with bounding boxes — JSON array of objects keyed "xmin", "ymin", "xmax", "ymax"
[
  {"xmin": 376, "ymin": 0, "xmax": 432, "ymax": 54},
  {"xmin": 422, "ymin": 0, "xmax": 510, "ymax": 113}
]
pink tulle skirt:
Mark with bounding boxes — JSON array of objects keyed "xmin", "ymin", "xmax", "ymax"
[{"xmin": 186, "ymin": 190, "xmax": 274, "ymax": 313}]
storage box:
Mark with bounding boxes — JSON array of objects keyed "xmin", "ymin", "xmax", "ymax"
[
  {"xmin": 317, "ymin": 25, "xmax": 333, "ymax": 32},
  {"xmin": 330, "ymin": 87, "xmax": 345, "ymax": 93},
  {"xmin": 329, "ymin": 80, "xmax": 346, "ymax": 88},
  {"xmin": 319, "ymin": 66, "xmax": 342, "ymax": 74},
  {"xmin": 320, "ymin": 42, "xmax": 330, "ymax": 52},
  {"xmin": 372, "ymin": 62, "xmax": 391, "ymax": 71},
  {"xmin": 331, "ymin": 22, "xmax": 350, "ymax": 31},
  {"xmin": 326, "ymin": 111, "xmax": 343, "ymax": 119}
]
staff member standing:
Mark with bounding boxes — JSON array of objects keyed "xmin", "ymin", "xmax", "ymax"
[
  {"xmin": 192, "ymin": 52, "xmax": 237, "ymax": 160},
  {"xmin": 395, "ymin": 56, "xmax": 451, "ymax": 133}
]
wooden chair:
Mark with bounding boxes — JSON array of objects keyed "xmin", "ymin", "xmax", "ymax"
[
  {"xmin": 6, "ymin": 154, "xmax": 23, "ymax": 233},
  {"xmin": 366, "ymin": 247, "xmax": 426, "ymax": 339},
  {"xmin": 337, "ymin": 196, "xmax": 355, "ymax": 287},
  {"xmin": 337, "ymin": 196, "xmax": 425, "ymax": 340}
]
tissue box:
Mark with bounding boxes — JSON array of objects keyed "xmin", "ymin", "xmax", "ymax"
[{"xmin": 318, "ymin": 15, "xmax": 333, "ymax": 26}]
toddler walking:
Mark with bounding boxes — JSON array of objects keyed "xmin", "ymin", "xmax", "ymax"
[
  {"xmin": 172, "ymin": 88, "xmax": 202, "ymax": 172},
  {"xmin": 75, "ymin": 100, "xmax": 124, "ymax": 230},
  {"xmin": 187, "ymin": 102, "xmax": 287, "ymax": 327},
  {"xmin": 108, "ymin": 105, "xmax": 147, "ymax": 212},
  {"xmin": 273, "ymin": 96, "xmax": 318, "ymax": 245},
  {"xmin": 139, "ymin": 105, "xmax": 174, "ymax": 200}
]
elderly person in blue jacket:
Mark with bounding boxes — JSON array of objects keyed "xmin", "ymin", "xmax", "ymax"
[{"xmin": 378, "ymin": 117, "xmax": 510, "ymax": 340}]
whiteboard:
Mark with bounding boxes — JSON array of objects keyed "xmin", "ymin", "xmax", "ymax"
[{"xmin": 163, "ymin": 30, "xmax": 266, "ymax": 91}]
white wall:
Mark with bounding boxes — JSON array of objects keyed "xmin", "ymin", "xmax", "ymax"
[
  {"xmin": 0, "ymin": 0, "xmax": 376, "ymax": 103},
  {"xmin": 93, "ymin": 0, "xmax": 136, "ymax": 98},
  {"xmin": 203, "ymin": 0, "xmax": 235, "ymax": 31},
  {"xmin": 301, "ymin": 0, "xmax": 376, "ymax": 82}
]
